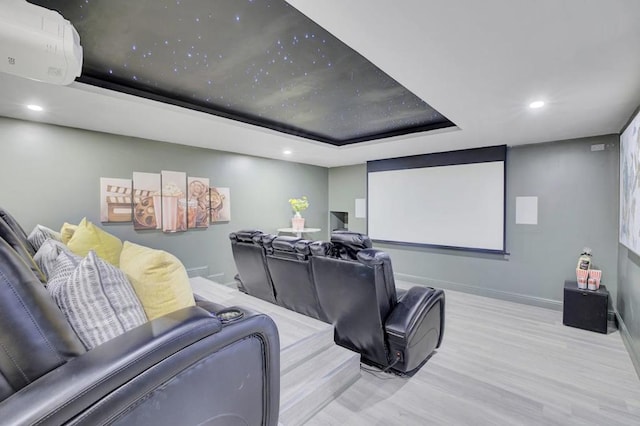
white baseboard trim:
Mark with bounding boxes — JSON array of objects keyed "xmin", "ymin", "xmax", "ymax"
[
  {"xmin": 395, "ymin": 272, "xmax": 563, "ymax": 311},
  {"xmin": 186, "ymin": 266, "xmax": 209, "ymax": 278},
  {"xmin": 206, "ymin": 272, "xmax": 224, "ymax": 281},
  {"xmin": 615, "ymin": 312, "xmax": 640, "ymax": 380}
]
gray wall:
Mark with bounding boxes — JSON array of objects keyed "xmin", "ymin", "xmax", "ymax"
[
  {"xmin": 329, "ymin": 135, "xmax": 619, "ymax": 310},
  {"xmin": 0, "ymin": 117, "xmax": 328, "ymax": 283},
  {"xmin": 618, "ymin": 246, "xmax": 640, "ymax": 374},
  {"xmin": 328, "ymin": 165, "xmax": 367, "ymax": 234}
]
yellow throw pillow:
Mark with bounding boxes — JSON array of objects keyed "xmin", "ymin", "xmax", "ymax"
[
  {"xmin": 66, "ymin": 218, "xmax": 123, "ymax": 266},
  {"xmin": 60, "ymin": 222, "xmax": 78, "ymax": 245},
  {"xmin": 119, "ymin": 241, "xmax": 195, "ymax": 321}
]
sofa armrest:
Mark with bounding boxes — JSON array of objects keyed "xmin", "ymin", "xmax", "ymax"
[
  {"xmin": 384, "ymin": 286, "xmax": 445, "ymax": 373},
  {"xmin": 0, "ymin": 306, "xmax": 280, "ymax": 426},
  {"xmin": 195, "ymin": 298, "xmax": 265, "ymax": 321}
]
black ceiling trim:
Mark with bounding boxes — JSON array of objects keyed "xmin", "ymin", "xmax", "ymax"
[
  {"xmin": 77, "ymin": 74, "xmax": 334, "ymax": 144},
  {"xmin": 78, "ymin": 74, "xmax": 454, "ymax": 147}
]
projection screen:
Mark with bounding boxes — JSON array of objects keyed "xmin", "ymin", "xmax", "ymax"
[{"xmin": 367, "ymin": 145, "xmax": 506, "ymax": 253}]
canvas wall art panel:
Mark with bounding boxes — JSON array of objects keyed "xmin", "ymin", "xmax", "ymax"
[
  {"xmin": 188, "ymin": 177, "xmax": 209, "ymax": 228},
  {"xmin": 100, "ymin": 178, "xmax": 132, "ymax": 223},
  {"xmin": 132, "ymin": 172, "xmax": 161, "ymax": 230},
  {"xmin": 620, "ymin": 111, "xmax": 640, "ymax": 255},
  {"xmin": 161, "ymin": 170, "xmax": 188, "ymax": 232},
  {"xmin": 210, "ymin": 187, "xmax": 231, "ymax": 222}
]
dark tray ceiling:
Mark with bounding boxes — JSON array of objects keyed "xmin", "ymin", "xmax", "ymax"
[{"xmin": 30, "ymin": 0, "xmax": 454, "ymax": 146}]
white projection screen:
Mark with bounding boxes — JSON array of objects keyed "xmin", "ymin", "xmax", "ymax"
[{"xmin": 367, "ymin": 145, "xmax": 507, "ymax": 253}]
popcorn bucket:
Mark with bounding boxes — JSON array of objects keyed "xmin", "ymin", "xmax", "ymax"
[
  {"xmin": 576, "ymin": 269, "xmax": 589, "ymax": 289},
  {"xmin": 588, "ymin": 269, "xmax": 602, "ymax": 290}
]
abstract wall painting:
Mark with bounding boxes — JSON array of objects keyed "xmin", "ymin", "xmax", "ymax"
[
  {"xmin": 210, "ymin": 187, "xmax": 231, "ymax": 222},
  {"xmin": 132, "ymin": 172, "xmax": 161, "ymax": 230},
  {"xmin": 100, "ymin": 178, "xmax": 132, "ymax": 223},
  {"xmin": 620, "ymin": 111, "xmax": 640, "ymax": 255},
  {"xmin": 160, "ymin": 170, "xmax": 187, "ymax": 233}
]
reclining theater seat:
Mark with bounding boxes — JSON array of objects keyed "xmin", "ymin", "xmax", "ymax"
[
  {"xmin": 0, "ymin": 215, "xmax": 45, "ymax": 282},
  {"xmin": 330, "ymin": 230, "xmax": 373, "ymax": 260},
  {"xmin": 229, "ymin": 229, "xmax": 278, "ymax": 304},
  {"xmin": 310, "ymin": 237, "xmax": 445, "ymax": 373},
  {"xmin": 0, "ymin": 235, "xmax": 85, "ymax": 403},
  {"xmin": 263, "ymin": 235, "xmax": 327, "ymax": 322},
  {"xmin": 0, "ymin": 223, "xmax": 280, "ymax": 425},
  {"xmin": 0, "ymin": 206, "xmax": 35, "ymax": 256}
]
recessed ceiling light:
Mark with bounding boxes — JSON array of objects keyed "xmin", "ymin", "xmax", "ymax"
[
  {"xmin": 26, "ymin": 104, "xmax": 44, "ymax": 112},
  {"xmin": 529, "ymin": 100, "xmax": 545, "ymax": 109},
  {"xmin": 283, "ymin": 150, "xmax": 292, "ymax": 155}
]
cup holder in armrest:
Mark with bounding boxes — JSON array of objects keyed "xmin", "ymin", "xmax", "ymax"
[{"xmin": 217, "ymin": 308, "xmax": 244, "ymax": 324}]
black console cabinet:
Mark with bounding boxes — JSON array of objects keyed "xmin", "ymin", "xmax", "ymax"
[{"xmin": 563, "ymin": 280, "xmax": 608, "ymax": 334}]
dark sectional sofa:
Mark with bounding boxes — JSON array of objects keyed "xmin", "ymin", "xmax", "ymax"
[
  {"xmin": 230, "ymin": 230, "xmax": 445, "ymax": 373},
  {"xmin": 0, "ymin": 208, "xmax": 280, "ymax": 426}
]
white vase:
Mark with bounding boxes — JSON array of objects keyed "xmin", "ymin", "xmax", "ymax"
[{"xmin": 291, "ymin": 212, "xmax": 305, "ymax": 231}]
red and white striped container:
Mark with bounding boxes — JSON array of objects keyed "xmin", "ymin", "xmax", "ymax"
[
  {"xmin": 576, "ymin": 268, "xmax": 589, "ymax": 289},
  {"xmin": 588, "ymin": 269, "xmax": 602, "ymax": 290}
]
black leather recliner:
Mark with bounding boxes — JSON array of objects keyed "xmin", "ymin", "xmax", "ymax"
[
  {"xmin": 228, "ymin": 229, "xmax": 445, "ymax": 374},
  {"xmin": 0, "ymin": 213, "xmax": 280, "ymax": 425},
  {"xmin": 229, "ymin": 229, "xmax": 278, "ymax": 303},
  {"xmin": 310, "ymin": 232, "xmax": 445, "ymax": 373},
  {"xmin": 263, "ymin": 235, "xmax": 327, "ymax": 322},
  {"xmin": 0, "ymin": 212, "xmax": 45, "ymax": 282},
  {"xmin": 329, "ymin": 229, "xmax": 373, "ymax": 260}
]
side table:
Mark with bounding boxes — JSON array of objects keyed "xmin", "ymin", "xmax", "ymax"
[
  {"xmin": 277, "ymin": 227, "xmax": 321, "ymax": 239},
  {"xmin": 562, "ymin": 280, "xmax": 608, "ymax": 334}
]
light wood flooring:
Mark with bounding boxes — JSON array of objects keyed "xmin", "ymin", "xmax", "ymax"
[{"xmin": 305, "ymin": 282, "xmax": 640, "ymax": 426}]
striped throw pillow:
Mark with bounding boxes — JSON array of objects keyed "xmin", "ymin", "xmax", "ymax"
[
  {"xmin": 50, "ymin": 251, "xmax": 147, "ymax": 350},
  {"xmin": 47, "ymin": 250, "xmax": 82, "ymax": 294},
  {"xmin": 27, "ymin": 224, "xmax": 62, "ymax": 252},
  {"xmin": 34, "ymin": 239, "xmax": 69, "ymax": 280}
]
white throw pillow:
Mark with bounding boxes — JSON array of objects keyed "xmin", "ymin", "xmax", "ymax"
[
  {"xmin": 47, "ymin": 250, "xmax": 82, "ymax": 294},
  {"xmin": 27, "ymin": 224, "xmax": 62, "ymax": 252},
  {"xmin": 34, "ymin": 239, "xmax": 69, "ymax": 281},
  {"xmin": 49, "ymin": 251, "xmax": 147, "ymax": 350}
]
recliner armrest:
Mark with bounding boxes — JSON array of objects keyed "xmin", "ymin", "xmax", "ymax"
[
  {"xmin": 384, "ymin": 286, "xmax": 445, "ymax": 372},
  {"xmin": 0, "ymin": 306, "xmax": 280, "ymax": 425},
  {"xmin": 196, "ymin": 299, "xmax": 266, "ymax": 323}
]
